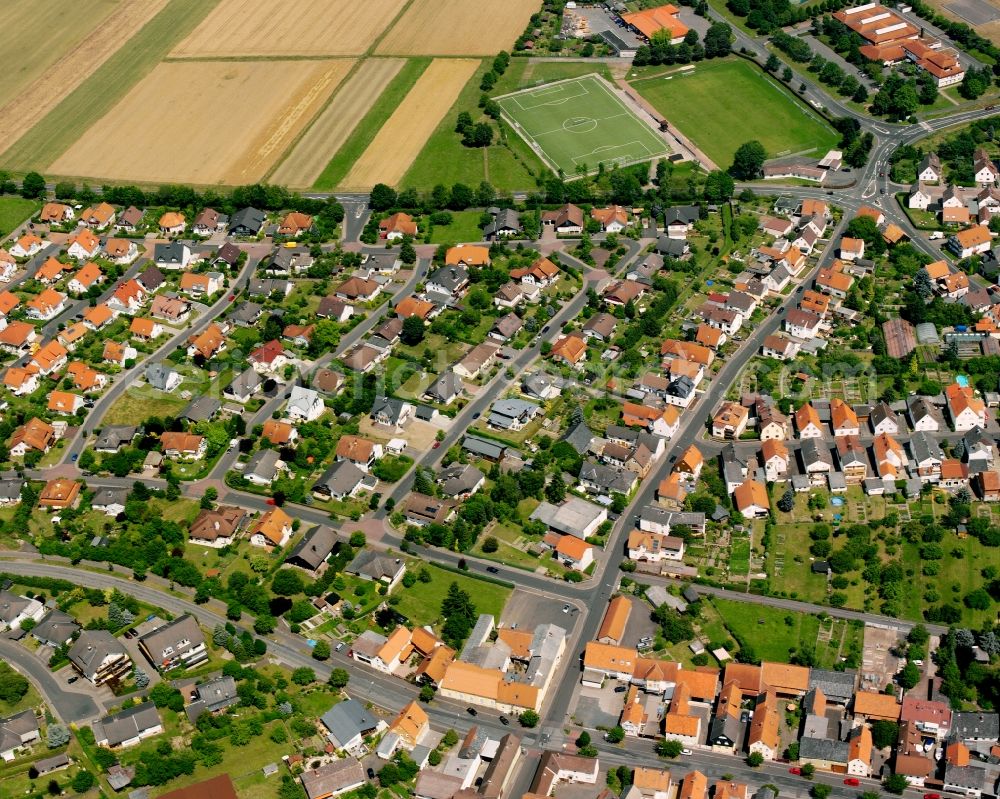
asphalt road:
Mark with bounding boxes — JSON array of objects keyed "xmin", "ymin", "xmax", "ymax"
[{"xmin": 0, "ymin": 636, "xmax": 99, "ymax": 724}]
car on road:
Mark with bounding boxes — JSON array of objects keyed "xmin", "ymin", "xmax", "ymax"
[
  {"xmin": 432, "ymin": 441, "xmax": 440, "ymax": 449},
  {"xmin": 71, "ymin": 453, "xmax": 78, "ymax": 462},
  {"xmin": 229, "ymin": 294, "xmax": 236, "ymax": 301},
  {"xmin": 486, "ymin": 566, "xmax": 499, "ymax": 574},
  {"xmin": 266, "ymin": 498, "xmax": 276, "ymax": 506},
  {"xmin": 924, "ymin": 794, "xmax": 940, "ymax": 799},
  {"xmin": 542, "ymin": 325, "xmax": 550, "ymax": 333},
  {"xmin": 777, "ymin": 307, "xmax": 785, "ymax": 314},
  {"xmin": 844, "ymin": 778, "xmax": 860, "ymax": 786},
  {"xmin": 499, "ymin": 716, "xmax": 509, "ymax": 725},
  {"xmin": 681, "ymin": 748, "xmax": 692, "ymax": 755},
  {"xmin": 466, "ymin": 707, "xmax": 478, "ymax": 716},
  {"xmin": 335, "ymin": 642, "xmax": 344, "ymax": 652},
  {"xmin": 472, "ymin": 412, "xmax": 480, "ymax": 419},
  {"xmin": 789, "ymin": 768, "xmax": 802, "ymax": 775},
  {"xmin": 367, "ymin": 768, "xmax": 376, "ymax": 780}
]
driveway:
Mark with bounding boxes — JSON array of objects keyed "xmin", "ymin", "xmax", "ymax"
[{"xmin": 0, "ymin": 638, "xmax": 100, "ymax": 724}]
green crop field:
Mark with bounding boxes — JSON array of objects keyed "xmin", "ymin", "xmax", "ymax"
[
  {"xmin": 496, "ymin": 73, "xmax": 670, "ymax": 177},
  {"xmin": 629, "ymin": 58, "xmax": 838, "ymax": 168}
]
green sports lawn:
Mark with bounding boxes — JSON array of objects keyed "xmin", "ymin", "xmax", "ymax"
[
  {"xmin": 629, "ymin": 58, "xmax": 839, "ymax": 168},
  {"xmin": 496, "ymin": 73, "xmax": 670, "ymax": 176}
]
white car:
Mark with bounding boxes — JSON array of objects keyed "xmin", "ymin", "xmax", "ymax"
[{"xmin": 929, "ymin": 231, "xmax": 944, "ymax": 240}]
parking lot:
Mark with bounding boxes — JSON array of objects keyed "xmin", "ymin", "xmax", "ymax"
[{"xmin": 500, "ymin": 588, "xmax": 580, "ymax": 631}]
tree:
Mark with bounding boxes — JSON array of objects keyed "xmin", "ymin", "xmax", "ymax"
[
  {"xmin": 800, "ymin": 764, "xmax": 815, "ymax": 779},
  {"xmin": 370, "ymin": 184, "xmax": 397, "ymax": 211},
  {"xmin": 704, "ymin": 170, "xmax": 735, "ymax": 201},
  {"xmin": 765, "ymin": 53, "xmax": 781, "ymax": 71},
  {"xmin": 46, "ymin": 725, "xmax": 70, "ymax": 748},
  {"xmin": 655, "ymin": 739, "xmax": 683, "ymax": 758},
  {"xmin": 20, "ymin": 172, "xmax": 46, "ymax": 199},
  {"xmin": 871, "ymin": 719, "xmax": 900, "ymax": 749},
  {"xmin": 811, "ymin": 785, "xmax": 831, "ymax": 799},
  {"xmin": 782, "ymin": 66, "xmax": 793, "ymax": 82},
  {"xmin": 883, "ymin": 774, "xmax": 908, "ymax": 794},
  {"xmin": 400, "ymin": 237, "xmax": 416, "ymax": 265},
  {"xmin": 48, "ymin": 780, "xmax": 61, "ymax": 796},
  {"xmin": 519, "ymin": 709, "xmax": 539, "ymax": 728},
  {"xmin": 329, "ymin": 668, "xmax": 350, "ymax": 689},
  {"xmin": 606, "ymin": 726, "xmax": 625, "ymax": 743},
  {"xmin": 401, "ymin": 315, "xmax": 426, "ymax": 345},
  {"xmin": 576, "ymin": 731, "xmax": 591, "ymax": 748},
  {"xmin": 312, "ymin": 640, "xmax": 331, "ymax": 660},
  {"xmin": 702, "ymin": 22, "xmax": 733, "ymax": 57},
  {"xmin": 747, "ymin": 752, "xmax": 764, "ymax": 767},
  {"xmin": 898, "ymin": 660, "xmax": 921, "ymax": 690},
  {"xmin": 254, "ymin": 614, "xmax": 276, "ymax": 635},
  {"xmin": 730, "ymin": 141, "xmax": 767, "ymax": 180},
  {"xmin": 965, "ymin": 588, "xmax": 992, "ymax": 610},
  {"xmin": 440, "ymin": 582, "xmax": 478, "ymax": 648},
  {"xmin": 200, "ymin": 486, "xmax": 218, "ymax": 509},
  {"xmin": 0, "ymin": 665, "xmax": 29, "ymax": 703},
  {"xmin": 149, "ymin": 683, "xmax": 185, "ymax": 712},
  {"xmin": 419, "ymin": 684, "xmax": 436, "ymax": 703},
  {"xmin": 777, "ymin": 487, "xmax": 794, "ymax": 512},
  {"xmin": 272, "ymin": 569, "xmax": 304, "ymax": 596},
  {"xmin": 71, "ymin": 770, "xmax": 96, "ymax": 792},
  {"xmin": 291, "ymin": 667, "xmax": 316, "ymax": 685}
]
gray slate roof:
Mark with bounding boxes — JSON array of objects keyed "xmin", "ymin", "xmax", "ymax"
[
  {"xmin": 69, "ymin": 630, "xmax": 128, "ymax": 681},
  {"xmin": 320, "ymin": 698, "xmax": 380, "ymax": 747}
]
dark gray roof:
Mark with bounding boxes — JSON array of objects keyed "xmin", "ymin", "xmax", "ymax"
[
  {"xmin": 93, "ymin": 702, "xmax": 161, "ymax": 748},
  {"xmin": 664, "ymin": 205, "xmax": 700, "ymax": 225},
  {"xmin": 244, "ymin": 449, "xmax": 280, "ymax": 482},
  {"xmin": 92, "ymin": 486, "xmax": 129, "ymax": 509},
  {"xmin": 230, "ymin": 301, "xmax": 262, "ymax": 326},
  {"xmin": 952, "ymin": 712, "xmax": 1000, "ymax": 740},
  {"xmin": 225, "ymin": 368, "xmax": 262, "ymax": 399},
  {"xmin": 285, "ymin": 526, "xmax": 339, "ymax": 572},
  {"xmin": 427, "ymin": 266, "xmax": 469, "ymax": 294},
  {"xmin": 94, "ymin": 426, "xmax": 137, "ymax": 452},
  {"xmin": 215, "ymin": 241, "xmax": 240, "ymax": 265},
  {"xmin": 248, "ymin": 278, "xmax": 291, "ymax": 297},
  {"xmin": 944, "ymin": 764, "xmax": 990, "ymax": 790},
  {"xmin": 561, "ymin": 418, "xmax": 595, "ymax": 454},
  {"xmin": 69, "ymin": 630, "xmax": 128, "ymax": 681},
  {"xmin": 0, "ymin": 710, "xmax": 39, "ymax": 756},
  {"xmin": 910, "ymin": 431, "xmax": 944, "ymax": 464},
  {"xmin": 708, "ymin": 714, "xmax": 746, "ymax": 748},
  {"xmin": 312, "ymin": 460, "xmax": 364, "ymax": 498},
  {"xmin": 137, "ymin": 614, "xmax": 204, "ymax": 665},
  {"xmin": 347, "ymin": 550, "xmax": 404, "ymax": 582},
  {"xmin": 186, "ymin": 675, "xmax": 239, "ymax": 721},
  {"xmin": 656, "ymin": 237, "xmax": 689, "ymax": 257},
  {"xmin": 484, "ymin": 208, "xmax": 521, "ymax": 237},
  {"xmin": 799, "ymin": 736, "xmax": 849, "ymax": 763},
  {"xmin": 463, "ymin": 435, "xmax": 506, "ymax": 460},
  {"xmin": 320, "ymin": 698, "xmax": 381, "ymax": 747},
  {"xmin": 437, "ymin": 464, "xmax": 484, "ymax": 497},
  {"xmin": 153, "ymin": 242, "xmax": 186, "ymax": 265},
  {"xmin": 371, "ymin": 396, "xmax": 410, "ymax": 425},
  {"xmin": 0, "ymin": 478, "xmax": 22, "ymax": 502},
  {"xmin": 580, "ymin": 461, "xmax": 635, "ymax": 493},
  {"xmin": 32, "ymin": 609, "xmax": 80, "ymax": 647},
  {"xmin": 180, "ymin": 395, "xmax": 220, "ymax": 423},
  {"xmin": 427, "ymin": 370, "xmax": 463, "ymax": 403},
  {"xmin": 229, "ymin": 207, "xmax": 266, "ymax": 234}
]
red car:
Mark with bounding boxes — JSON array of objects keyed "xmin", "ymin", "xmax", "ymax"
[
  {"xmin": 229, "ymin": 294, "xmax": 236, "ymax": 301},
  {"xmin": 265, "ymin": 498, "xmax": 276, "ymax": 506},
  {"xmin": 844, "ymin": 778, "xmax": 860, "ymax": 787},
  {"xmin": 924, "ymin": 794, "xmax": 941, "ymax": 799},
  {"xmin": 788, "ymin": 768, "xmax": 801, "ymax": 775},
  {"xmin": 432, "ymin": 441, "xmax": 440, "ymax": 448}
]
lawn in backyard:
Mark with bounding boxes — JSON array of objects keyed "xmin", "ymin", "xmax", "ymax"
[
  {"xmin": 0, "ymin": 197, "xmax": 38, "ymax": 237},
  {"xmin": 428, "ymin": 210, "xmax": 487, "ymax": 244},
  {"xmin": 629, "ymin": 58, "xmax": 838, "ymax": 167},
  {"xmin": 713, "ymin": 598, "xmax": 821, "ymax": 664},
  {"xmin": 392, "ymin": 562, "xmax": 510, "ymax": 629},
  {"xmin": 496, "ymin": 73, "xmax": 670, "ymax": 176}
]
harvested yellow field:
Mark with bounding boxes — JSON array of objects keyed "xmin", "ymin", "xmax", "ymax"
[
  {"xmin": 342, "ymin": 59, "xmax": 479, "ymax": 189},
  {"xmin": 376, "ymin": 0, "xmax": 540, "ymax": 55},
  {"xmin": 271, "ymin": 59, "xmax": 406, "ymax": 188},
  {"xmin": 171, "ymin": 0, "xmax": 408, "ymax": 57},
  {"xmin": 0, "ymin": 0, "xmax": 120, "ymax": 109},
  {"xmin": 50, "ymin": 59, "xmax": 353, "ymax": 185},
  {"xmin": 0, "ymin": 0, "xmax": 170, "ymax": 151}
]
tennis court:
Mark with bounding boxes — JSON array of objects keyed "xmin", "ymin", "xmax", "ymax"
[{"xmin": 495, "ymin": 73, "xmax": 670, "ymax": 176}]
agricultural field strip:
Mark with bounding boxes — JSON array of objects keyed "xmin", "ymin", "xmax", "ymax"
[
  {"xmin": 341, "ymin": 58, "xmax": 480, "ymax": 189},
  {"xmin": 375, "ymin": 0, "xmax": 541, "ymax": 56},
  {"xmin": 270, "ymin": 58, "xmax": 406, "ymax": 188},
  {"xmin": 170, "ymin": 0, "xmax": 409, "ymax": 58},
  {"xmin": 496, "ymin": 74, "xmax": 669, "ymax": 174},
  {"xmin": 50, "ymin": 59, "xmax": 352, "ymax": 185},
  {"xmin": 0, "ymin": 0, "xmax": 170, "ymax": 156}
]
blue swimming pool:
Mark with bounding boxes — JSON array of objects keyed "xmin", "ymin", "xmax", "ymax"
[{"xmin": 956, "ymin": 374, "xmax": 970, "ymax": 388}]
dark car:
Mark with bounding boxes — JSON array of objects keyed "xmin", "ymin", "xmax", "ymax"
[
  {"xmin": 614, "ymin": 685, "xmax": 627, "ymax": 693},
  {"xmin": 67, "ymin": 676, "xmax": 78, "ymax": 684},
  {"xmin": 472, "ymin": 412, "xmax": 480, "ymax": 419},
  {"xmin": 486, "ymin": 566, "xmax": 499, "ymax": 574},
  {"xmin": 367, "ymin": 768, "xmax": 376, "ymax": 780},
  {"xmin": 499, "ymin": 716, "xmax": 509, "ymax": 726},
  {"xmin": 467, "ymin": 707, "xmax": 478, "ymax": 716},
  {"xmin": 542, "ymin": 325, "xmax": 550, "ymax": 333}
]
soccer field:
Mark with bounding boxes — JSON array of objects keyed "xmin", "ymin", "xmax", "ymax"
[
  {"xmin": 496, "ymin": 73, "xmax": 670, "ymax": 176},
  {"xmin": 630, "ymin": 59, "xmax": 838, "ymax": 168}
]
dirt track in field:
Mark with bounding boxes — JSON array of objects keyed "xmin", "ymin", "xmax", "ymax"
[
  {"xmin": 50, "ymin": 59, "xmax": 352, "ymax": 185},
  {"xmin": 376, "ymin": 0, "xmax": 540, "ymax": 55},
  {"xmin": 341, "ymin": 58, "xmax": 479, "ymax": 189},
  {"xmin": 270, "ymin": 58, "xmax": 406, "ymax": 188},
  {"xmin": 0, "ymin": 0, "xmax": 169, "ymax": 153},
  {"xmin": 171, "ymin": 0, "xmax": 408, "ymax": 57}
]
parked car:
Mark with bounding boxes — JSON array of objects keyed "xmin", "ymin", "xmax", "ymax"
[
  {"xmin": 844, "ymin": 778, "xmax": 860, "ymax": 786},
  {"xmin": 467, "ymin": 707, "xmax": 478, "ymax": 716},
  {"xmin": 367, "ymin": 768, "xmax": 376, "ymax": 780},
  {"xmin": 924, "ymin": 794, "xmax": 941, "ymax": 799},
  {"xmin": 486, "ymin": 566, "xmax": 499, "ymax": 574},
  {"xmin": 335, "ymin": 642, "xmax": 344, "ymax": 652},
  {"xmin": 499, "ymin": 716, "xmax": 509, "ymax": 726},
  {"xmin": 681, "ymin": 748, "xmax": 692, "ymax": 755},
  {"xmin": 67, "ymin": 676, "xmax": 78, "ymax": 684},
  {"xmin": 789, "ymin": 768, "xmax": 802, "ymax": 775},
  {"xmin": 614, "ymin": 685, "xmax": 627, "ymax": 693}
]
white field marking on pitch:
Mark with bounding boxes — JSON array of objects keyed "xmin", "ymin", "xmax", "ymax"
[
  {"xmin": 569, "ymin": 139, "xmax": 653, "ymax": 165},
  {"xmin": 510, "ymin": 81, "xmax": 591, "ymax": 111},
  {"xmin": 529, "ymin": 111, "xmax": 631, "ymax": 139}
]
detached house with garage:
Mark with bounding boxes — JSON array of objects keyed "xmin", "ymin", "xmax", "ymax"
[{"xmin": 249, "ymin": 508, "xmax": 293, "ymax": 549}]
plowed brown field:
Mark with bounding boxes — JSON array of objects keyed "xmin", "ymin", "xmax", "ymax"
[{"xmin": 376, "ymin": 0, "xmax": 540, "ymax": 55}]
